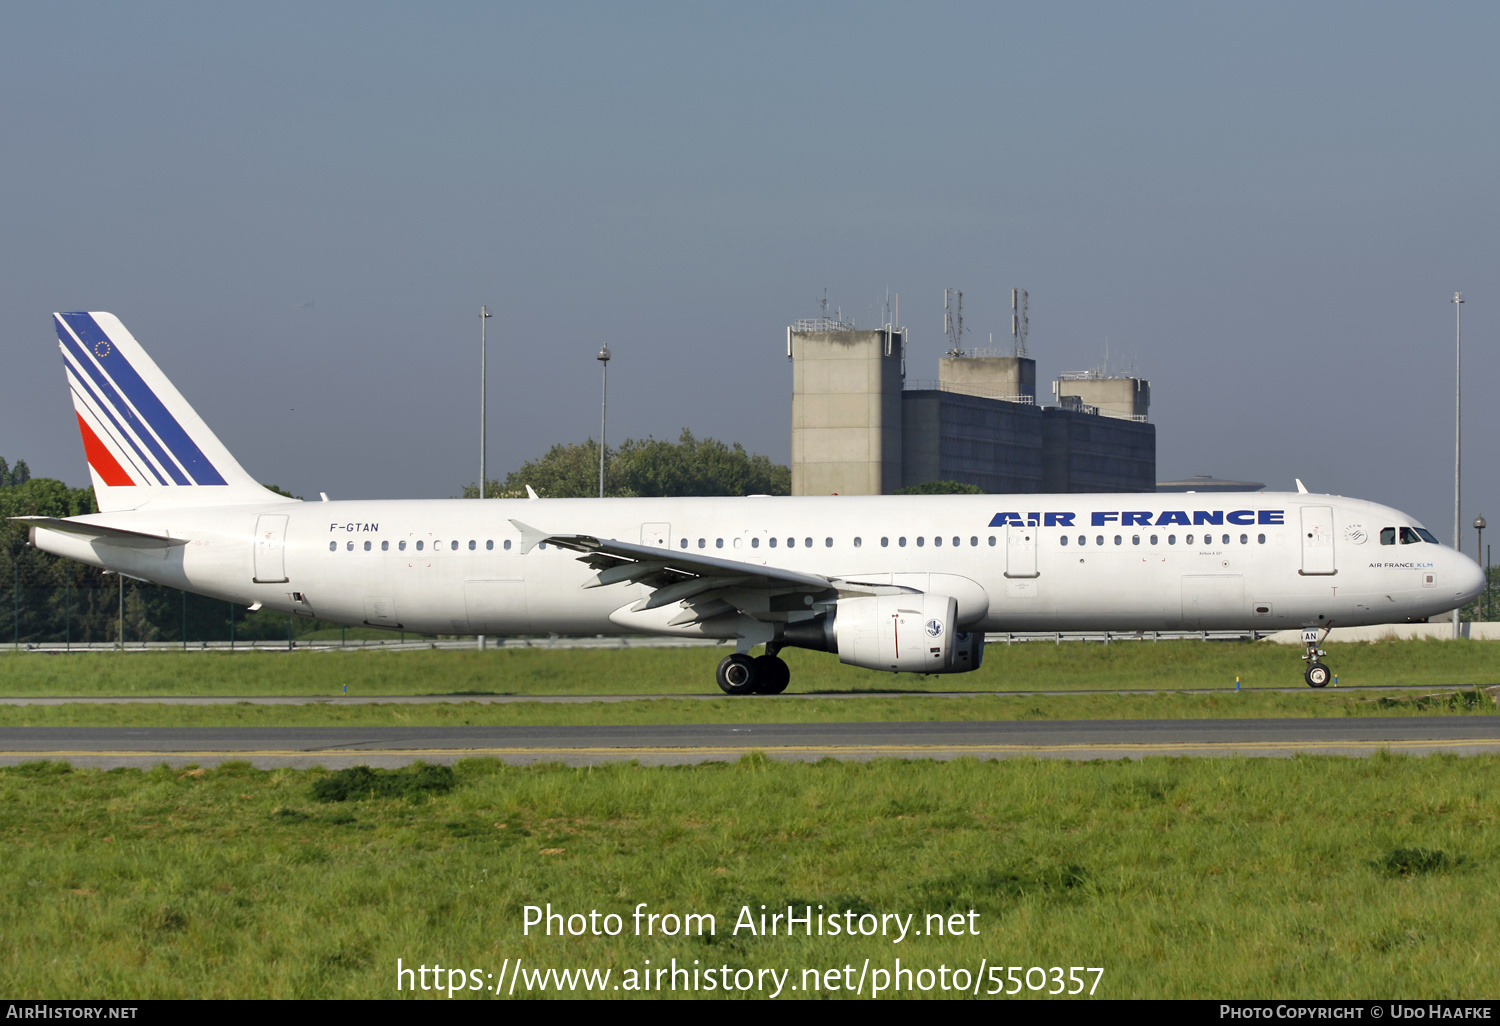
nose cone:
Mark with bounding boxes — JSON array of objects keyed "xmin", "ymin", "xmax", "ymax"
[{"xmin": 1453, "ymin": 551, "xmax": 1486, "ymax": 607}]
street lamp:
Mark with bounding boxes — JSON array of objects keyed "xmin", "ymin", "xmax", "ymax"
[
  {"xmin": 597, "ymin": 343, "xmax": 611, "ymax": 498},
  {"xmin": 478, "ymin": 305, "xmax": 492, "ymax": 655},
  {"xmin": 1476, "ymin": 514, "xmax": 1488, "ymax": 622},
  {"xmin": 1452, "ymin": 292, "xmax": 1463, "ymax": 638},
  {"xmin": 480, "ymin": 306, "xmax": 492, "ymax": 499}
]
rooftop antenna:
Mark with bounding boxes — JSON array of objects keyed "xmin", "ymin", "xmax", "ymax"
[
  {"xmin": 819, "ymin": 288, "xmax": 829, "ymax": 315},
  {"xmin": 1011, "ymin": 288, "xmax": 1029, "ymax": 358},
  {"xmin": 944, "ymin": 288, "xmax": 966, "ymax": 356}
]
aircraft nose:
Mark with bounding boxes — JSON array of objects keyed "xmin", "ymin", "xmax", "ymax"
[{"xmin": 1454, "ymin": 551, "xmax": 1486, "ymax": 606}]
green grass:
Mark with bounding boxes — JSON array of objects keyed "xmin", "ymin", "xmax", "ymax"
[
  {"xmin": 0, "ymin": 754, "xmax": 1496, "ymax": 998},
  {"xmin": 0, "ymin": 688, "xmax": 1494, "ymax": 728},
  {"xmin": 0, "ymin": 638, "xmax": 1497, "ymax": 697}
]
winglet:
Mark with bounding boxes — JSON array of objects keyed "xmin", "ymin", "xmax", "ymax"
[
  {"xmin": 1295, "ymin": 478, "xmax": 1309, "ymax": 494},
  {"xmin": 525, "ymin": 485, "xmax": 540, "ymax": 500}
]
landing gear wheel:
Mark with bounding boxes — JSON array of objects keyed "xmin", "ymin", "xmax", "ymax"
[
  {"xmin": 716, "ymin": 653, "xmax": 758, "ymax": 695},
  {"xmin": 1304, "ymin": 662, "xmax": 1331, "ymax": 688},
  {"xmin": 752, "ymin": 655, "xmax": 790, "ymax": 694}
]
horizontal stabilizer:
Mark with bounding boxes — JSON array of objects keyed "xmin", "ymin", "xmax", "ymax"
[{"xmin": 13, "ymin": 516, "xmax": 186, "ymax": 550}]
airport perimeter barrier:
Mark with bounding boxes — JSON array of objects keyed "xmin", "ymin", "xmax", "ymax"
[
  {"xmin": 10, "ymin": 626, "xmax": 1500, "ymax": 654},
  {"xmin": 3, "ymin": 575, "xmax": 1497, "ymax": 652}
]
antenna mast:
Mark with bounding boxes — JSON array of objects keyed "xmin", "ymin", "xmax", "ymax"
[
  {"xmin": 944, "ymin": 288, "xmax": 965, "ymax": 356},
  {"xmin": 1011, "ymin": 288, "xmax": 1029, "ymax": 358}
]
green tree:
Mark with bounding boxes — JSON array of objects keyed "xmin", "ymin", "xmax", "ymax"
[
  {"xmin": 892, "ymin": 480, "xmax": 984, "ymax": 495},
  {"xmin": 464, "ymin": 430, "xmax": 790, "ymax": 498}
]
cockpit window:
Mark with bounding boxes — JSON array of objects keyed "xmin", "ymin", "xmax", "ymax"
[
  {"xmin": 1400, "ymin": 527, "xmax": 1423, "ymax": 545},
  {"xmin": 1415, "ymin": 527, "xmax": 1439, "ymax": 544},
  {"xmin": 1380, "ymin": 527, "xmax": 1396, "ymax": 545}
]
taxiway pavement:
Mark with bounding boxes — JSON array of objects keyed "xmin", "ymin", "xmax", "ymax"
[{"xmin": 1, "ymin": 716, "xmax": 1497, "ymax": 768}]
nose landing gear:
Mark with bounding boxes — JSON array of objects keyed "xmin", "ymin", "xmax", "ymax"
[{"xmin": 1301, "ymin": 626, "xmax": 1333, "ymax": 688}]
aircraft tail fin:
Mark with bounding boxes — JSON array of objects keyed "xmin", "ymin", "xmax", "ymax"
[{"xmin": 54, "ymin": 312, "xmax": 288, "ymax": 513}]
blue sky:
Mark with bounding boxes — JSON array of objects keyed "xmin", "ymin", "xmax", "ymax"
[{"xmin": 2, "ymin": 2, "xmax": 1496, "ymax": 544}]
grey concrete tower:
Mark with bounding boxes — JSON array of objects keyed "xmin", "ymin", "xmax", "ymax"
[{"xmin": 789, "ymin": 322, "xmax": 904, "ymax": 495}]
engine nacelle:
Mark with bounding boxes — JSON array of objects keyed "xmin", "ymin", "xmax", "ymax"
[{"xmin": 832, "ymin": 593, "xmax": 959, "ymax": 673}]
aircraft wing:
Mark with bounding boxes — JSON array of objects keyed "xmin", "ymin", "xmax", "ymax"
[{"xmin": 508, "ymin": 518, "xmax": 912, "ymax": 627}]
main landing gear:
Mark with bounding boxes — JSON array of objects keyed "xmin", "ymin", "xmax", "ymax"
[
  {"xmin": 715, "ymin": 649, "xmax": 791, "ymax": 695},
  {"xmin": 1301, "ymin": 626, "xmax": 1332, "ymax": 688}
]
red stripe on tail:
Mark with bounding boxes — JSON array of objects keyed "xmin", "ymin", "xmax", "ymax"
[{"xmin": 75, "ymin": 412, "xmax": 135, "ymax": 487}]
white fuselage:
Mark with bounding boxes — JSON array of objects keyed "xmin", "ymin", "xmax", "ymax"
[{"xmin": 31, "ymin": 492, "xmax": 1482, "ymax": 637}]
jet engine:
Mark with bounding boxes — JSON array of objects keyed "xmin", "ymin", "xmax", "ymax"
[{"xmin": 780, "ymin": 592, "xmax": 985, "ymax": 673}]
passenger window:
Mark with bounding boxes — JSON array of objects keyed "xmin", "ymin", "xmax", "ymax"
[
  {"xmin": 1096, "ymin": 536, "xmax": 1104, "ymax": 546},
  {"xmin": 787, "ymin": 538, "xmax": 795, "ymax": 548},
  {"xmin": 328, "ymin": 541, "xmax": 336, "ymax": 552},
  {"xmin": 680, "ymin": 538, "xmax": 688, "ymax": 549},
  {"xmin": 452, "ymin": 541, "xmax": 459, "ymax": 551},
  {"xmin": 769, "ymin": 538, "xmax": 777, "ymax": 548},
  {"xmin": 399, "ymin": 540, "xmax": 407, "ymax": 551},
  {"xmin": 825, "ymin": 537, "xmax": 832, "ymax": 547},
  {"xmin": 988, "ymin": 536, "xmax": 996, "ymax": 546},
  {"xmin": 1168, "ymin": 535, "xmax": 1176, "ymax": 545},
  {"xmin": 733, "ymin": 538, "xmax": 742, "ymax": 549},
  {"xmin": 416, "ymin": 541, "xmax": 424, "ymax": 551},
  {"xmin": 752, "ymin": 537, "xmax": 760, "ymax": 549},
  {"xmin": 899, "ymin": 537, "xmax": 907, "ymax": 547},
  {"xmin": 1114, "ymin": 535, "xmax": 1122, "ymax": 546},
  {"xmin": 347, "ymin": 541, "xmax": 354, "ymax": 551},
  {"xmin": 485, "ymin": 540, "xmax": 493, "ymax": 550},
  {"xmin": 881, "ymin": 537, "xmax": 889, "ymax": 547},
  {"xmin": 1240, "ymin": 534, "xmax": 1248, "ymax": 545},
  {"xmin": 539, "ymin": 542, "xmax": 547, "ymax": 550},
  {"xmin": 804, "ymin": 538, "xmax": 812, "ymax": 548},
  {"xmin": 970, "ymin": 537, "xmax": 978, "ymax": 547},
  {"xmin": 1150, "ymin": 535, "xmax": 1158, "ymax": 546},
  {"xmin": 716, "ymin": 539, "xmax": 723, "ymax": 548},
  {"xmin": 1078, "ymin": 535, "xmax": 1086, "ymax": 546},
  {"xmin": 364, "ymin": 541, "xmax": 371, "ymax": 551},
  {"xmin": 1222, "ymin": 534, "xmax": 1230, "ymax": 545},
  {"xmin": 504, "ymin": 540, "xmax": 512, "ymax": 550},
  {"xmin": 468, "ymin": 540, "xmax": 476, "ymax": 550},
  {"xmin": 1061, "ymin": 535, "xmax": 1069, "ymax": 546},
  {"xmin": 854, "ymin": 537, "xmax": 862, "ymax": 548},
  {"xmin": 1380, "ymin": 527, "xmax": 1396, "ymax": 545},
  {"xmin": 917, "ymin": 537, "xmax": 925, "ymax": 547},
  {"xmin": 1400, "ymin": 527, "xmax": 1422, "ymax": 545},
  {"xmin": 934, "ymin": 536, "xmax": 942, "ymax": 547},
  {"xmin": 1132, "ymin": 535, "xmax": 1140, "ymax": 546},
  {"xmin": 1185, "ymin": 535, "xmax": 1193, "ymax": 545},
  {"xmin": 1257, "ymin": 534, "xmax": 1266, "ymax": 544},
  {"xmin": 698, "ymin": 538, "xmax": 706, "ymax": 549}
]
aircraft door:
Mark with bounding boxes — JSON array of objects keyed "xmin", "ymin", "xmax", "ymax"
[
  {"xmin": 641, "ymin": 523, "xmax": 670, "ymax": 549},
  {"xmin": 1300, "ymin": 506, "xmax": 1336, "ymax": 575},
  {"xmin": 1005, "ymin": 523, "xmax": 1038, "ymax": 578},
  {"xmin": 253, "ymin": 514, "xmax": 289, "ymax": 583},
  {"xmin": 1181, "ymin": 574, "xmax": 1245, "ymax": 629}
]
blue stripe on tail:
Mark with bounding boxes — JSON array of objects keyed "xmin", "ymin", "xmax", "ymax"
[{"xmin": 56, "ymin": 313, "xmax": 226, "ymax": 486}]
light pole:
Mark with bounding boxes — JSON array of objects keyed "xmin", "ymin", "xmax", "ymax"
[
  {"xmin": 1476, "ymin": 514, "xmax": 1488, "ymax": 622},
  {"xmin": 1452, "ymin": 292, "xmax": 1463, "ymax": 638},
  {"xmin": 597, "ymin": 343, "xmax": 611, "ymax": 498},
  {"xmin": 480, "ymin": 306, "xmax": 492, "ymax": 499},
  {"xmin": 478, "ymin": 305, "xmax": 492, "ymax": 655}
]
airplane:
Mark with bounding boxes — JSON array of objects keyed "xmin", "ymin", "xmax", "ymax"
[{"xmin": 17, "ymin": 312, "xmax": 1487, "ymax": 694}]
